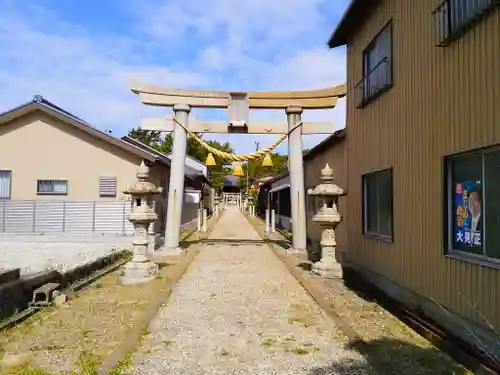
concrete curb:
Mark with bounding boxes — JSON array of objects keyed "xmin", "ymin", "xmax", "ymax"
[
  {"xmin": 97, "ymin": 213, "xmax": 222, "ymax": 375},
  {"xmin": 0, "ymin": 250, "xmax": 131, "ymax": 329}
]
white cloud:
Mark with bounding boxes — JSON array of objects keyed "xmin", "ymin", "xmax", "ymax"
[
  {"xmin": 0, "ymin": 0, "xmax": 348, "ymax": 153},
  {"xmin": 134, "ymin": 0, "xmax": 328, "ymax": 42}
]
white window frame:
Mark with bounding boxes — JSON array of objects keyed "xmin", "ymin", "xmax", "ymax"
[
  {"xmin": 0, "ymin": 170, "xmax": 12, "ymax": 199},
  {"xmin": 37, "ymin": 179, "xmax": 68, "ymax": 195}
]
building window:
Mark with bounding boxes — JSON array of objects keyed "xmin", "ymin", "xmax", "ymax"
[
  {"xmin": 37, "ymin": 179, "xmax": 68, "ymax": 195},
  {"xmin": 99, "ymin": 176, "xmax": 117, "ymax": 197},
  {"xmin": 363, "ymin": 168, "xmax": 393, "ymax": 240},
  {"xmin": 355, "ymin": 21, "xmax": 393, "ymax": 108},
  {"xmin": 0, "ymin": 170, "xmax": 12, "ymax": 199},
  {"xmin": 445, "ymin": 148, "xmax": 500, "ymax": 263},
  {"xmin": 433, "ymin": 0, "xmax": 498, "ymax": 46}
]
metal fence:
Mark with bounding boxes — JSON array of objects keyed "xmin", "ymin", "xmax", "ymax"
[
  {"xmin": 0, "ymin": 200, "xmax": 134, "ymax": 235},
  {"xmin": 0, "ymin": 199, "xmax": 201, "ymax": 235}
]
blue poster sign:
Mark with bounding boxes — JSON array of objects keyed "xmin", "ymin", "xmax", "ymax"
[{"xmin": 455, "ymin": 181, "xmax": 482, "ymax": 247}]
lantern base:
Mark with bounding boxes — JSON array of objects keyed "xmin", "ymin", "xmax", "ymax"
[
  {"xmin": 154, "ymin": 246, "xmax": 184, "ymax": 257},
  {"xmin": 284, "ymin": 247, "xmax": 307, "ymax": 257},
  {"xmin": 311, "ymin": 258, "xmax": 343, "ymax": 279},
  {"xmin": 119, "ymin": 259, "xmax": 158, "ymax": 285}
]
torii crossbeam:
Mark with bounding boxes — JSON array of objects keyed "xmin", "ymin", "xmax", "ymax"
[{"xmin": 131, "ymin": 81, "xmax": 346, "ymax": 253}]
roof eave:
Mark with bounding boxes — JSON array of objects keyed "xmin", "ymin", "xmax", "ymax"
[
  {"xmin": 121, "ymin": 136, "xmax": 172, "ymax": 166},
  {"xmin": 327, "ymin": 0, "xmax": 358, "ymax": 48},
  {"xmin": 327, "ymin": 34, "xmax": 347, "ymax": 49},
  {"xmin": 327, "ymin": 22, "xmax": 348, "ymax": 48},
  {"xmin": 327, "ymin": 0, "xmax": 380, "ymax": 48},
  {"xmin": 303, "ymin": 128, "xmax": 346, "ymax": 161},
  {"xmin": 0, "ymin": 100, "xmax": 158, "ymax": 163}
]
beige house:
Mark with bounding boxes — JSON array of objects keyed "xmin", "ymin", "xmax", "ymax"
[{"xmin": 0, "ymin": 95, "xmax": 201, "ymax": 235}]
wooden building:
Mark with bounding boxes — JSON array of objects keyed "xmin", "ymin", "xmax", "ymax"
[{"xmin": 328, "ymin": 0, "xmax": 500, "ymax": 358}]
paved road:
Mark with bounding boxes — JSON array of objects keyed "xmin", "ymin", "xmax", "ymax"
[{"xmin": 127, "ymin": 206, "xmax": 370, "ymax": 375}]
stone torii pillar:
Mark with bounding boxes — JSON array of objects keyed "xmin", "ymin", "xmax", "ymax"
[
  {"xmin": 287, "ymin": 106, "xmax": 307, "ymax": 250},
  {"xmin": 164, "ymin": 104, "xmax": 190, "ymax": 253},
  {"xmin": 130, "ymin": 82, "xmax": 346, "ymax": 252}
]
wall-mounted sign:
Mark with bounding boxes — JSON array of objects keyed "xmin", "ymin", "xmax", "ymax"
[{"xmin": 454, "ymin": 180, "xmax": 482, "ymax": 248}]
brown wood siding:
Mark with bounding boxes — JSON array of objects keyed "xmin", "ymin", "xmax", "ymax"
[
  {"xmin": 304, "ymin": 138, "xmax": 347, "ymax": 252},
  {"xmin": 345, "ymin": 0, "xmax": 500, "ymax": 330}
]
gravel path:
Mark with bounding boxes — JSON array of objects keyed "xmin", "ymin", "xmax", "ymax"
[{"xmin": 127, "ymin": 206, "xmax": 370, "ymax": 375}]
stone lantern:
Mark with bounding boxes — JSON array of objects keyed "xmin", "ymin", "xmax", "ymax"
[
  {"xmin": 247, "ymin": 194, "xmax": 255, "ymax": 217},
  {"xmin": 120, "ymin": 161, "xmax": 162, "ymax": 285},
  {"xmin": 213, "ymin": 194, "xmax": 221, "ymax": 216},
  {"xmin": 308, "ymin": 163, "xmax": 346, "ymax": 279}
]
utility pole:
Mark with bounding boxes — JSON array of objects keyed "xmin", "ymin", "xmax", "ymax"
[{"xmin": 247, "ymin": 141, "xmax": 260, "ymax": 193}]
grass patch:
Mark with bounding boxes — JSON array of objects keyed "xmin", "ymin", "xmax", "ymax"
[
  {"xmin": 0, "ymin": 253, "xmax": 186, "ymax": 374},
  {"xmin": 261, "ymin": 338, "xmax": 276, "ymax": 347},
  {"xmin": 291, "ymin": 347, "xmax": 309, "ymax": 355},
  {"xmin": 161, "ymin": 340, "xmax": 173, "ymax": 347},
  {"xmin": 0, "ymin": 366, "xmax": 52, "ymax": 375},
  {"xmin": 107, "ymin": 352, "xmax": 132, "ymax": 375}
]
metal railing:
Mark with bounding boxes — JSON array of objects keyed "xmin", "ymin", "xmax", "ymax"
[
  {"xmin": 433, "ymin": 0, "xmax": 499, "ymax": 46},
  {"xmin": 355, "ymin": 58, "xmax": 393, "ymax": 108}
]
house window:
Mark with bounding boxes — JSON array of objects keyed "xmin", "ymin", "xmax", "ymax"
[
  {"xmin": 99, "ymin": 176, "xmax": 117, "ymax": 197},
  {"xmin": 433, "ymin": 0, "xmax": 498, "ymax": 46},
  {"xmin": 0, "ymin": 170, "xmax": 12, "ymax": 199},
  {"xmin": 445, "ymin": 148, "xmax": 500, "ymax": 262},
  {"xmin": 363, "ymin": 168, "xmax": 393, "ymax": 240},
  {"xmin": 355, "ymin": 21, "xmax": 393, "ymax": 108},
  {"xmin": 37, "ymin": 179, "xmax": 68, "ymax": 195}
]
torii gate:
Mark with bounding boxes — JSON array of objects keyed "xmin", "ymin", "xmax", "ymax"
[{"xmin": 131, "ymin": 82, "xmax": 346, "ymax": 253}]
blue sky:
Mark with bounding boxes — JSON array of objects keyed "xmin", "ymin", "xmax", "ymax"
[{"xmin": 0, "ymin": 0, "xmax": 349, "ymax": 154}]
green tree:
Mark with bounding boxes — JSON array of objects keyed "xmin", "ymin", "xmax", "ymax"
[
  {"xmin": 149, "ymin": 132, "xmax": 234, "ymax": 189},
  {"xmin": 157, "ymin": 133, "xmax": 207, "ymax": 161},
  {"xmin": 128, "ymin": 128, "xmax": 236, "ymax": 189},
  {"xmin": 241, "ymin": 152, "xmax": 289, "ymax": 190},
  {"xmin": 127, "ymin": 127, "xmax": 162, "ymax": 148},
  {"xmin": 203, "ymin": 140, "xmax": 234, "ymax": 189}
]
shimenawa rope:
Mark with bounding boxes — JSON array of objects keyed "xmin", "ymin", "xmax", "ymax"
[{"xmin": 172, "ymin": 116, "xmax": 302, "ymax": 162}]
